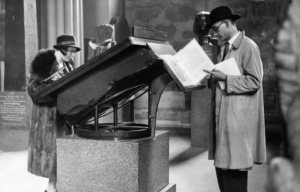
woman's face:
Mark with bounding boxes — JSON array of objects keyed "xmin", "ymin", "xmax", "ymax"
[{"xmin": 62, "ymin": 47, "xmax": 77, "ymax": 62}]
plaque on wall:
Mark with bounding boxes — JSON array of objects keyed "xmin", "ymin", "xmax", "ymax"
[{"xmin": 0, "ymin": 92, "xmax": 28, "ymax": 129}]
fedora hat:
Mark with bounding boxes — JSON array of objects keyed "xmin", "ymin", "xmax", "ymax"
[
  {"xmin": 53, "ymin": 35, "xmax": 81, "ymax": 52},
  {"xmin": 207, "ymin": 6, "xmax": 241, "ymax": 29}
]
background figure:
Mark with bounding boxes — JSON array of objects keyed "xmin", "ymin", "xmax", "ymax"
[
  {"xmin": 27, "ymin": 35, "xmax": 81, "ymax": 192},
  {"xmin": 87, "ymin": 24, "xmax": 117, "ymax": 60},
  {"xmin": 204, "ymin": 6, "xmax": 266, "ymax": 192},
  {"xmin": 269, "ymin": 0, "xmax": 300, "ymax": 191}
]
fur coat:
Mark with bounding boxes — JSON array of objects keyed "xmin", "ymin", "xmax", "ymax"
[{"xmin": 27, "ymin": 48, "xmax": 73, "ymax": 178}]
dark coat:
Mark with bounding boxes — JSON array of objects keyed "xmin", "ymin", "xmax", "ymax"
[{"xmin": 27, "ymin": 48, "xmax": 73, "ymax": 178}]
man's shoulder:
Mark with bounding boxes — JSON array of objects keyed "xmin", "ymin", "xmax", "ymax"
[
  {"xmin": 242, "ymin": 35, "xmax": 258, "ymax": 47},
  {"xmin": 233, "ymin": 31, "xmax": 258, "ymax": 49}
]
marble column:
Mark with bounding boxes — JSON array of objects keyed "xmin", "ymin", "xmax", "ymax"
[
  {"xmin": 64, "ymin": 0, "xmax": 73, "ymax": 34},
  {"xmin": 56, "ymin": 0, "xmax": 64, "ymax": 36},
  {"xmin": 72, "ymin": 0, "xmax": 84, "ymax": 67},
  {"xmin": 46, "ymin": 0, "xmax": 56, "ymax": 49}
]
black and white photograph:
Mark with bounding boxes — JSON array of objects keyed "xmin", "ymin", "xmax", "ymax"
[{"xmin": 0, "ymin": 0, "xmax": 295, "ymax": 192}]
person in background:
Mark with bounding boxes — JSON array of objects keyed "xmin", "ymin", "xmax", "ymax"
[
  {"xmin": 27, "ymin": 35, "xmax": 81, "ymax": 192},
  {"xmin": 203, "ymin": 6, "xmax": 266, "ymax": 192}
]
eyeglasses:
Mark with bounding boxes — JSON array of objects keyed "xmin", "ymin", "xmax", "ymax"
[
  {"xmin": 212, "ymin": 21, "xmax": 226, "ymax": 33},
  {"xmin": 67, "ymin": 50, "xmax": 77, "ymax": 54}
]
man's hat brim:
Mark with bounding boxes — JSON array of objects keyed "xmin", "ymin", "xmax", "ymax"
[
  {"xmin": 53, "ymin": 44, "xmax": 81, "ymax": 52},
  {"xmin": 207, "ymin": 14, "xmax": 241, "ymax": 29}
]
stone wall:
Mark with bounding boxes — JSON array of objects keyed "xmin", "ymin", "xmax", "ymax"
[{"xmin": 125, "ymin": 0, "xmax": 281, "ymax": 131}]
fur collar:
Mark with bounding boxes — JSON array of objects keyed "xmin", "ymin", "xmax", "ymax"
[{"xmin": 30, "ymin": 48, "xmax": 56, "ymax": 78}]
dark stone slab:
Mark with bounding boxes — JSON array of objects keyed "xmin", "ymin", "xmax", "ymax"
[
  {"xmin": 0, "ymin": 91, "xmax": 31, "ymax": 151},
  {"xmin": 0, "ymin": 91, "xmax": 30, "ymax": 130},
  {"xmin": 4, "ymin": 0, "xmax": 26, "ymax": 91}
]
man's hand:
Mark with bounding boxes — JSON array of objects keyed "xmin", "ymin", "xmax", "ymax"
[{"xmin": 203, "ymin": 69, "xmax": 226, "ymax": 82}]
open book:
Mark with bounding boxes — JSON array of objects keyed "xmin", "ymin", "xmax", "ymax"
[
  {"xmin": 214, "ymin": 57, "xmax": 241, "ymax": 89},
  {"xmin": 147, "ymin": 39, "xmax": 241, "ymax": 91},
  {"xmin": 41, "ymin": 67, "xmax": 69, "ymax": 84}
]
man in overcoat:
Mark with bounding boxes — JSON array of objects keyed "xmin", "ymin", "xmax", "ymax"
[{"xmin": 204, "ymin": 6, "xmax": 266, "ymax": 192}]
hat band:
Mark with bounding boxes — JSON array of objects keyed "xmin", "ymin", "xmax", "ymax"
[{"xmin": 57, "ymin": 41, "xmax": 76, "ymax": 45}]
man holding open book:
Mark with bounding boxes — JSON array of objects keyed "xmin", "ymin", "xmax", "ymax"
[{"xmin": 203, "ymin": 6, "xmax": 266, "ymax": 192}]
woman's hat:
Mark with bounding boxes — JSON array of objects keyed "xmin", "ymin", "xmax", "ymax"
[
  {"xmin": 207, "ymin": 6, "xmax": 241, "ymax": 29},
  {"xmin": 53, "ymin": 35, "xmax": 81, "ymax": 52}
]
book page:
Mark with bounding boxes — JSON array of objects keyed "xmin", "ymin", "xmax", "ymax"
[
  {"xmin": 172, "ymin": 39, "xmax": 215, "ymax": 85},
  {"xmin": 214, "ymin": 57, "xmax": 241, "ymax": 89},
  {"xmin": 147, "ymin": 40, "xmax": 215, "ymax": 89},
  {"xmin": 147, "ymin": 42, "xmax": 197, "ymax": 88},
  {"xmin": 159, "ymin": 55, "xmax": 195, "ymax": 87},
  {"xmin": 42, "ymin": 67, "xmax": 67, "ymax": 84}
]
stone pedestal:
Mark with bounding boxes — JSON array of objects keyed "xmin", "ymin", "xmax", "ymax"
[
  {"xmin": 191, "ymin": 88, "xmax": 212, "ymax": 148},
  {"xmin": 57, "ymin": 131, "xmax": 176, "ymax": 192}
]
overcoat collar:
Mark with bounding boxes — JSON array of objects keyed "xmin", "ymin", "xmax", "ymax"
[{"xmin": 231, "ymin": 30, "xmax": 245, "ymax": 50}]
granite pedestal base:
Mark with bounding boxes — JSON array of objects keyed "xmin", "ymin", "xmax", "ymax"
[
  {"xmin": 191, "ymin": 88, "xmax": 211, "ymax": 147},
  {"xmin": 56, "ymin": 131, "xmax": 175, "ymax": 192}
]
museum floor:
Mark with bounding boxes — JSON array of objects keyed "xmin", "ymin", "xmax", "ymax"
[{"xmin": 0, "ymin": 131, "xmax": 281, "ymax": 192}]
